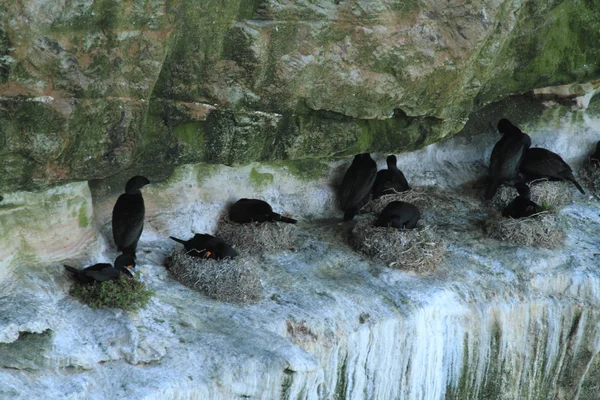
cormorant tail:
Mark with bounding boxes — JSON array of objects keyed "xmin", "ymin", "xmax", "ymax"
[
  {"xmin": 169, "ymin": 236, "xmax": 187, "ymax": 245},
  {"xmin": 343, "ymin": 209, "xmax": 357, "ymax": 221},
  {"xmin": 568, "ymin": 178, "xmax": 586, "ymax": 195},
  {"xmin": 271, "ymin": 213, "xmax": 298, "ymax": 224},
  {"xmin": 485, "ymin": 180, "xmax": 500, "ymax": 200}
]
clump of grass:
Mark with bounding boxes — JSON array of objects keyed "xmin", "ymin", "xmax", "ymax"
[
  {"xmin": 485, "ymin": 213, "xmax": 564, "ymax": 249},
  {"xmin": 351, "ymin": 217, "xmax": 445, "ymax": 273},
  {"xmin": 490, "ymin": 180, "xmax": 573, "ymax": 209},
  {"xmin": 69, "ymin": 276, "xmax": 154, "ymax": 311},
  {"xmin": 215, "ymin": 217, "xmax": 298, "ymax": 254},
  {"xmin": 580, "ymin": 164, "xmax": 600, "ymax": 196},
  {"xmin": 165, "ymin": 248, "xmax": 262, "ymax": 304}
]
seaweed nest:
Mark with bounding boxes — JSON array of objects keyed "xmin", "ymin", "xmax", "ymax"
[
  {"xmin": 580, "ymin": 164, "xmax": 600, "ymax": 195},
  {"xmin": 69, "ymin": 276, "xmax": 154, "ymax": 311},
  {"xmin": 490, "ymin": 180, "xmax": 573, "ymax": 210},
  {"xmin": 351, "ymin": 217, "xmax": 445, "ymax": 273},
  {"xmin": 364, "ymin": 188, "xmax": 461, "ymax": 215},
  {"xmin": 215, "ymin": 217, "xmax": 298, "ymax": 254},
  {"xmin": 485, "ymin": 213, "xmax": 564, "ymax": 249},
  {"xmin": 165, "ymin": 248, "xmax": 262, "ymax": 304}
]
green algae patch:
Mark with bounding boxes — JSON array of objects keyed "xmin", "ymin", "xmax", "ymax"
[
  {"xmin": 249, "ymin": 167, "xmax": 274, "ymax": 188},
  {"xmin": 69, "ymin": 275, "xmax": 154, "ymax": 312},
  {"xmin": 77, "ymin": 204, "xmax": 89, "ymax": 228},
  {"xmin": 268, "ymin": 159, "xmax": 330, "ymax": 181}
]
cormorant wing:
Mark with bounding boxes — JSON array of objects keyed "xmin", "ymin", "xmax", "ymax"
[
  {"xmin": 112, "ymin": 193, "xmax": 145, "ymax": 251},
  {"xmin": 340, "ymin": 166, "xmax": 377, "ymax": 209}
]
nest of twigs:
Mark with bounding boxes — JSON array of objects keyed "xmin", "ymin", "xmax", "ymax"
[
  {"xmin": 490, "ymin": 180, "xmax": 573, "ymax": 210},
  {"xmin": 215, "ymin": 217, "xmax": 298, "ymax": 254},
  {"xmin": 364, "ymin": 188, "xmax": 461, "ymax": 215},
  {"xmin": 580, "ymin": 164, "xmax": 600, "ymax": 195},
  {"xmin": 69, "ymin": 275, "xmax": 153, "ymax": 311},
  {"xmin": 485, "ymin": 213, "xmax": 564, "ymax": 249},
  {"xmin": 351, "ymin": 217, "xmax": 445, "ymax": 273},
  {"xmin": 165, "ymin": 249, "xmax": 262, "ymax": 304}
]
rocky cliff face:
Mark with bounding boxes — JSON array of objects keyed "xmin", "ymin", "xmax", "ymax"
[
  {"xmin": 2, "ymin": 1, "xmax": 600, "ymax": 399},
  {"xmin": 2, "ymin": 0, "xmax": 600, "ymax": 192}
]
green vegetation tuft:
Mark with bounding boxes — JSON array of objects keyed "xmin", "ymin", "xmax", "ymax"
[{"xmin": 69, "ymin": 276, "xmax": 154, "ymax": 311}]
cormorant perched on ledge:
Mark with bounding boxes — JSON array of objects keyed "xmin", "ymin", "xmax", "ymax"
[
  {"xmin": 519, "ymin": 148, "xmax": 585, "ymax": 194},
  {"xmin": 374, "ymin": 201, "xmax": 421, "ymax": 229},
  {"xmin": 590, "ymin": 140, "xmax": 600, "ymax": 166},
  {"xmin": 371, "ymin": 155, "xmax": 410, "ymax": 199},
  {"xmin": 64, "ymin": 254, "xmax": 135, "ymax": 285},
  {"xmin": 229, "ymin": 199, "xmax": 297, "ymax": 224},
  {"xmin": 170, "ymin": 234, "xmax": 238, "ymax": 260},
  {"xmin": 112, "ymin": 175, "xmax": 150, "ymax": 258},
  {"xmin": 486, "ymin": 119, "xmax": 531, "ymax": 200},
  {"xmin": 339, "ymin": 153, "xmax": 377, "ymax": 220},
  {"xmin": 502, "ymin": 182, "xmax": 543, "ymax": 219}
]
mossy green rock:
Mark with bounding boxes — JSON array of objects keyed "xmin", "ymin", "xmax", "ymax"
[{"xmin": 2, "ymin": 0, "xmax": 600, "ymax": 191}]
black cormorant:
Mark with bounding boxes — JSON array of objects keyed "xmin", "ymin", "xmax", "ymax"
[
  {"xmin": 229, "ymin": 199, "xmax": 297, "ymax": 224},
  {"xmin": 339, "ymin": 153, "xmax": 377, "ymax": 220},
  {"xmin": 374, "ymin": 201, "xmax": 421, "ymax": 229},
  {"xmin": 64, "ymin": 254, "xmax": 135, "ymax": 285},
  {"xmin": 372, "ymin": 155, "xmax": 410, "ymax": 199},
  {"xmin": 502, "ymin": 182, "xmax": 543, "ymax": 219},
  {"xmin": 170, "ymin": 234, "xmax": 238, "ymax": 260},
  {"xmin": 486, "ymin": 119, "xmax": 531, "ymax": 200},
  {"xmin": 112, "ymin": 175, "xmax": 150, "ymax": 257},
  {"xmin": 520, "ymin": 148, "xmax": 585, "ymax": 194}
]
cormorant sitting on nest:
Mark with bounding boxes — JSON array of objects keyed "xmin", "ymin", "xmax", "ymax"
[
  {"xmin": 112, "ymin": 175, "xmax": 150, "ymax": 258},
  {"xmin": 502, "ymin": 182, "xmax": 543, "ymax": 219},
  {"xmin": 486, "ymin": 119, "xmax": 531, "ymax": 200},
  {"xmin": 374, "ymin": 201, "xmax": 421, "ymax": 229},
  {"xmin": 64, "ymin": 254, "xmax": 135, "ymax": 285},
  {"xmin": 339, "ymin": 153, "xmax": 377, "ymax": 220},
  {"xmin": 520, "ymin": 148, "xmax": 585, "ymax": 194},
  {"xmin": 371, "ymin": 155, "xmax": 410, "ymax": 199},
  {"xmin": 170, "ymin": 234, "xmax": 238, "ymax": 260},
  {"xmin": 229, "ymin": 199, "xmax": 297, "ymax": 224}
]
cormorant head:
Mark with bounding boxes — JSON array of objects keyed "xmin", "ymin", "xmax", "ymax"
[
  {"xmin": 497, "ymin": 119, "xmax": 513, "ymax": 136},
  {"xmin": 386, "ymin": 155, "xmax": 398, "ymax": 167},
  {"xmin": 125, "ymin": 175, "xmax": 150, "ymax": 194},
  {"xmin": 114, "ymin": 254, "xmax": 136, "ymax": 277},
  {"xmin": 514, "ymin": 182, "xmax": 531, "ymax": 200}
]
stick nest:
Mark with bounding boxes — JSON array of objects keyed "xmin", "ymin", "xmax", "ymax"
[
  {"xmin": 580, "ymin": 164, "xmax": 600, "ymax": 195},
  {"xmin": 364, "ymin": 188, "xmax": 461, "ymax": 215},
  {"xmin": 490, "ymin": 180, "xmax": 573, "ymax": 210},
  {"xmin": 165, "ymin": 248, "xmax": 262, "ymax": 304},
  {"xmin": 69, "ymin": 275, "xmax": 154, "ymax": 311},
  {"xmin": 485, "ymin": 213, "xmax": 564, "ymax": 249},
  {"xmin": 351, "ymin": 217, "xmax": 445, "ymax": 273},
  {"xmin": 215, "ymin": 217, "xmax": 298, "ymax": 254}
]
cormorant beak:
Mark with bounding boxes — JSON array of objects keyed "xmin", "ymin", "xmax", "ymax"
[
  {"xmin": 204, "ymin": 251, "xmax": 212, "ymax": 258},
  {"xmin": 126, "ymin": 265, "xmax": 134, "ymax": 270}
]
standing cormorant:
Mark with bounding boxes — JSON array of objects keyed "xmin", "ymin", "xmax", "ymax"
[
  {"xmin": 502, "ymin": 183, "xmax": 543, "ymax": 219},
  {"xmin": 339, "ymin": 153, "xmax": 377, "ymax": 220},
  {"xmin": 112, "ymin": 175, "xmax": 150, "ymax": 257},
  {"xmin": 374, "ymin": 201, "xmax": 421, "ymax": 229},
  {"xmin": 519, "ymin": 148, "xmax": 585, "ymax": 194},
  {"xmin": 64, "ymin": 254, "xmax": 135, "ymax": 285},
  {"xmin": 591, "ymin": 141, "xmax": 600, "ymax": 166},
  {"xmin": 371, "ymin": 155, "xmax": 410, "ymax": 199},
  {"xmin": 170, "ymin": 234, "xmax": 238, "ymax": 260},
  {"xmin": 486, "ymin": 119, "xmax": 531, "ymax": 200},
  {"xmin": 229, "ymin": 199, "xmax": 297, "ymax": 224}
]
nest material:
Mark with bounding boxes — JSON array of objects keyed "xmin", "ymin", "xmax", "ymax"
[
  {"xmin": 485, "ymin": 213, "xmax": 564, "ymax": 249},
  {"xmin": 215, "ymin": 217, "xmax": 298, "ymax": 254},
  {"xmin": 580, "ymin": 164, "xmax": 600, "ymax": 195},
  {"xmin": 490, "ymin": 180, "xmax": 573, "ymax": 210},
  {"xmin": 69, "ymin": 276, "xmax": 154, "ymax": 311},
  {"xmin": 165, "ymin": 248, "xmax": 262, "ymax": 304},
  {"xmin": 364, "ymin": 188, "xmax": 460, "ymax": 215},
  {"xmin": 351, "ymin": 217, "xmax": 445, "ymax": 273}
]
